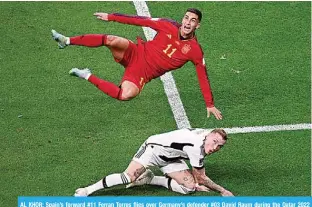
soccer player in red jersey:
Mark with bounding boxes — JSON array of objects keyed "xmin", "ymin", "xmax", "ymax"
[{"xmin": 52, "ymin": 8, "xmax": 223, "ymax": 120}]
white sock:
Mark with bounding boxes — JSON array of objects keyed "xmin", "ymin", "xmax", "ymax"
[
  {"xmin": 105, "ymin": 173, "xmax": 131, "ymax": 187},
  {"xmin": 85, "ymin": 180, "xmax": 103, "ymax": 195},
  {"xmin": 150, "ymin": 176, "xmax": 168, "ymax": 187},
  {"xmin": 85, "ymin": 73, "xmax": 91, "ymax": 80},
  {"xmin": 66, "ymin": 37, "xmax": 70, "ymax": 45},
  {"xmin": 150, "ymin": 176, "xmax": 194, "ymax": 194},
  {"xmin": 86, "ymin": 173, "xmax": 131, "ymax": 195}
]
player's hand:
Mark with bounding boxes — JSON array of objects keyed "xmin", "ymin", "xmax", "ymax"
[
  {"xmin": 220, "ymin": 189, "xmax": 234, "ymax": 196},
  {"xmin": 94, "ymin": 12, "xmax": 109, "ymax": 21},
  {"xmin": 196, "ymin": 185, "xmax": 211, "ymax": 192},
  {"xmin": 207, "ymin": 107, "xmax": 222, "ymax": 120}
]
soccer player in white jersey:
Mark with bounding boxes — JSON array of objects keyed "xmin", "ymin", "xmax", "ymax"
[{"xmin": 74, "ymin": 128, "xmax": 234, "ymax": 196}]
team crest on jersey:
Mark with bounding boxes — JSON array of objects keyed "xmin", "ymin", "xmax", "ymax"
[{"xmin": 182, "ymin": 44, "xmax": 191, "ymax": 54}]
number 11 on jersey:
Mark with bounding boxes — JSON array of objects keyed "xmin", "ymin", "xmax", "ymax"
[{"xmin": 163, "ymin": 44, "xmax": 177, "ymax": 58}]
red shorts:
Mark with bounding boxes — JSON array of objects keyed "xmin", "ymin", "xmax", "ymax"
[{"xmin": 117, "ymin": 41, "xmax": 147, "ymax": 91}]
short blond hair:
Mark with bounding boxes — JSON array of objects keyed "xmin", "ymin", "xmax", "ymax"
[{"xmin": 211, "ymin": 128, "xmax": 228, "ymax": 140}]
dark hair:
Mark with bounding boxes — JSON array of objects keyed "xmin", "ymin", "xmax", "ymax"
[
  {"xmin": 211, "ymin": 128, "xmax": 228, "ymax": 140},
  {"xmin": 186, "ymin": 8, "xmax": 202, "ymax": 22}
]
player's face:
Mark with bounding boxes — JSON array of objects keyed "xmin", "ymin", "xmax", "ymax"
[
  {"xmin": 181, "ymin": 12, "xmax": 200, "ymax": 37},
  {"xmin": 204, "ymin": 133, "xmax": 226, "ymax": 155}
]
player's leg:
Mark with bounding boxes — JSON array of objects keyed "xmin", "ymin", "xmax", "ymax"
[
  {"xmin": 69, "ymin": 68, "xmax": 140, "ymax": 100},
  {"xmin": 75, "ymin": 142, "xmax": 157, "ymax": 196},
  {"xmin": 52, "ymin": 30, "xmax": 129, "ymax": 62},
  {"xmin": 56, "ymin": 29, "xmax": 141, "ymax": 100},
  {"xmin": 74, "ymin": 160, "xmax": 146, "ymax": 197},
  {"xmin": 124, "ymin": 160, "xmax": 148, "ymax": 182},
  {"xmin": 127, "ymin": 161, "xmax": 196, "ymax": 194},
  {"xmin": 118, "ymin": 80, "xmax": 140, "ymax": 100},
  {"xmin": 70, "ymin": 34, "xmax": 131, "ymax": 63},
  {"xmin": 142, "ymin": 170, "xmax": 195, "ymax": 194},
  {"xmin": 162, "ymin": 170, "xmax": 196, "ymax": 194},
  {"xmin": 69, "ymin": 55, "xmax": 142, "ymax": 101}
]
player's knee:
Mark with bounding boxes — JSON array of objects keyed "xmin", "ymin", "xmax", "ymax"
[
  {"xmin": 184, "ymin": 182, "xmax": 196, "ymax": 191},
  {"xmin": 106, "ymin": 35, "xmax": 128, "ymax": 48},
  {"xmin": 106, "ymin": 35, "xmax": 118, "ymax": 46},
  {"xmin": 177, "ymin": 184, "xmax": 195, "ymax": 194},
  {"xmin": 119, "ymin": 91, "xmax": 136, "ymax": 100},
  {"xmin": 119, "ymin": 81, "xmax": 140, "ymax": 100},
  {"xmin": 119, "ymin": 88, "xmax": 138, "ymax": 100},
  {"xmin": 185, "ymin": 187, "xmax": 196, "ymax": 194},
  {"xmin": 169, "ymin": 178, "xmax": 195, "ymax": 194},
  {"xmin": 181, "ymin": 182, "xmax": 196, "ymax": 194}
]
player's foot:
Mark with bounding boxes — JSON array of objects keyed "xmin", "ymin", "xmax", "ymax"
[
  {"xmin": 126, "ymin": 169, "xmax": 154, "ymax": 188},
  {"xmin": 69, "ymin": 68, "xmax": 91, "ymax": 80},
  {"xmin": 51, "ymin": 29, "xmax": 68, "ymax": 49},
  {"xmin": 74, "ymin": 188, "xmax": 88, "ymax": 197}
]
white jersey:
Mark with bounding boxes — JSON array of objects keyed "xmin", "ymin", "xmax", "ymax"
[{"xmin": 142, "ymin": 128, "xmax": 207, "ymax": 168}]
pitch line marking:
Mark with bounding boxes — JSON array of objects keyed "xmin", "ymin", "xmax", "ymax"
[
  {"xmin": 132, "ymin": 2, "xmax": 311, "ymax": 135},
  {"xmin": 133, "ymin": 1, "xmax": 191, "ymax": 129},
  {"xmin": 202, "ymin": 123, "xmax": 311, "ymax": 134},
  {"xmin": 132, "ymin": 2, "xmax": 310, "ymax": 190}
]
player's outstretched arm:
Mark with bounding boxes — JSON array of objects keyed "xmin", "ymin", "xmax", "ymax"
[
  {"xmin": 192, "ymin": 168, "xmax": 234, "ymax": 196},
  {"xmin": 94, "ymin": 12, "xmax": 109, "ymax": 21},
  {"xmin": 207, "ymin": 106, "xmax": 222, "ymax": 120},
  {"xmin": 194, "ymin": 60, "xmax": 223, "ymax": 120},
  {"xmin": 203, "ymin": 175, "xmax": 233, "ymax": 196},
  {"xmin": 94, "ymin": 12, "xmax": 164, "ymax": 30}
]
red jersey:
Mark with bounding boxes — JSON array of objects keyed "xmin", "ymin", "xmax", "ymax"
[{"xmin": 108, "ymin": 13, "xmax": 215, "ymax": 108}]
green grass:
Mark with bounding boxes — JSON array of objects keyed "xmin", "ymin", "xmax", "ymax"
[{"xmin": 0, "ymin": 2, "xmax": 310, "ymax": 206}]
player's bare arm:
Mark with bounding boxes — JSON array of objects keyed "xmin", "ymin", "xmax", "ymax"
[
  {"xmin": 191, "ymin": 170, "xmax": 211, "ymax": 192},
  {"xmin": 201, "ymin": 175, "xmax": 233, "ymax": 196},
  {"xmin": 195, "ymin": 59, "xmax": 223, "ymax": 120},
  {"xmin": 192, "ymin": 168, "xmax": 233, "ymax": 196}
]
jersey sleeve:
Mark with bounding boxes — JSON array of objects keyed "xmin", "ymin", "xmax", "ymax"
[
  {"xmin": 192, "ymin": 50, "xmax": 215, "ymax": 108},
  {"xmin": 185, "ymin": 145, "xmax": 205, "ymax": 168},
  {"xmin": 108, "ymin": 13, "xmax": 177, "ymax": 31}
]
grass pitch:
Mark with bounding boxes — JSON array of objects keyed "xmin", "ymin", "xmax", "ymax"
[{"xmin": 0, "ymin": 2, "xmax": 310, "ymax": 206}]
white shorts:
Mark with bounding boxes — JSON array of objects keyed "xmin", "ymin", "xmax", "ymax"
[{"xmin": 132, "ymin": 143, "xmax": 190, "ymax": 174}]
